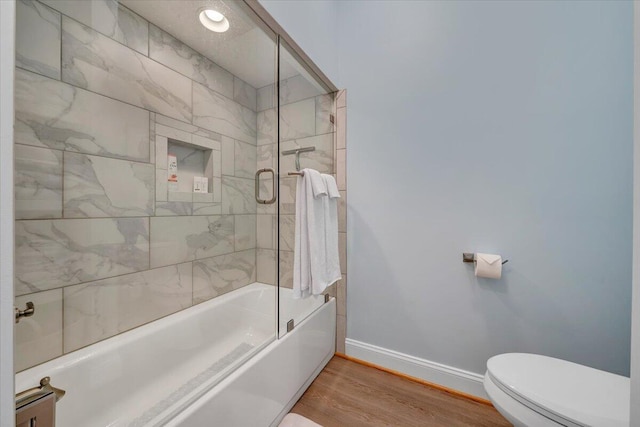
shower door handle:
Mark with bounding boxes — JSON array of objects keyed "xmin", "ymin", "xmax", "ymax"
[{"xmin": 255, "ymin": 168, "xmax": 276, "ymax": 204}]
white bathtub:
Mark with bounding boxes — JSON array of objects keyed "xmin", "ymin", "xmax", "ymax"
[{"xmin": 15, "ymin": 283, "xmax": 336, "ymax": 426}]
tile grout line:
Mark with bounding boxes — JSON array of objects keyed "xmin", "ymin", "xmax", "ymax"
[
  {"xmin": 14, "ymin": 64, "xmax": 250, "ymax": 148},
  {"xmin": 15, "ymin": 248, "xmax": 258, "ymax": 299}
]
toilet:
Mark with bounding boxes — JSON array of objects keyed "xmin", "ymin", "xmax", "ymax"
[{"xmin": 484, "ymin": 353, "xmax": 629, "ymax": 427}]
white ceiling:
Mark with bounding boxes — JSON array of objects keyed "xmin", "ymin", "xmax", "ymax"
[{"xmin": 122, "ymin": 0, "xmax": 303, "ymax": 88}]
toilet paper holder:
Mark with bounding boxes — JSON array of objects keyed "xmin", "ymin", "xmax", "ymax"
[{"xmin": 462, "ymin": 253, "xmax": 509, "ymax": 265}]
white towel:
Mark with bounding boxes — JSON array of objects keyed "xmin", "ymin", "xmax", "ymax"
[
  {"xmin": 309, "ymin": 170, "xmax": 327, "ymax": 198},
  {"xmin": 320, "ymin": 174, "xmax": 341, "ymax": 293},
  {"xmin": 293, "ymin": 169, "xmax": 326, "ymax": 298},
  {"xmin": 293, "ymin": 169, "xmax": 341, "ymax": 298},
  {"xmin": 324, "ymin": 174, "xmax": 340, "ymax": 199}
]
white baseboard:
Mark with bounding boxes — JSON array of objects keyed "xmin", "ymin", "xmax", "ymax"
[{"xmin": 345, "ymin": 339, "xmax": 488, "ymax": 400}]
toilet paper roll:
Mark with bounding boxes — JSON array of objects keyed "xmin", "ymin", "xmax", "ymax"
[{"xmin": 475, "ymin": 253, "xmax": 502, "ymax": 279}]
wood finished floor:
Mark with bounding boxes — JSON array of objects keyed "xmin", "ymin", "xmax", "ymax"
[{"xmin": 291, "ymin": 357, "xmax": 511, "ymax": 427}]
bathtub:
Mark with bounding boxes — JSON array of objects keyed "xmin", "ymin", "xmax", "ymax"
[{"xmin": 15, "ymin": 283, "xmax": 336, "ymax": 426}]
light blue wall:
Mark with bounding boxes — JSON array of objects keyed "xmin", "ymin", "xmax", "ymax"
[
  {"xmin": 263, "ymin": 0, "xmax": 634, "ymax": 376},
  {"xmin": 259, "ymin": 0, "xmax": 339, "ymax": 85}
]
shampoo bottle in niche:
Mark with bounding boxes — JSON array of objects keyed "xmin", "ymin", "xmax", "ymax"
[{"xmin": 168, "ymin": 153, "xmax": 178, "ymax": 192}]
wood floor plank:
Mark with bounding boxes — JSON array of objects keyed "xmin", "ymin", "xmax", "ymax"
[{"xmin": 291, "ymin": 357, "xmax": 511, "ymax": 427}]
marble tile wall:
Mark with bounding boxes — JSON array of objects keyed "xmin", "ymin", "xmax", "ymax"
[{"xmin": 14, "ymin": 0, "xmax": 261, "ymax": 371}]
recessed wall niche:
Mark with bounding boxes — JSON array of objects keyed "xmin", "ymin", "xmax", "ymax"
[
  {"xmin": 167, "ymin": 140, "xmax": 213, "ymax": 194},
  {"xmin": 155, "ymin": 128, "xmax": 222, "ymax": 216}
]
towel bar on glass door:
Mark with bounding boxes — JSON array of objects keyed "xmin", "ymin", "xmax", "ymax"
[{"xmin": 282, "ymin": 146, "xmax": 315, "ymax": 171}]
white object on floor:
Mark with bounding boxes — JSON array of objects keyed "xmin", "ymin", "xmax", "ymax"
[
  {"xmin": 279, "ymin": 413, "xmax": 323, "ymax": 427},
  {"xmin": 484, "ymin": 353, "xmax": 629, "ymax": 427},
  {"xmin": 294, "ymin": 169, "xmax": 341, "ymax": 299}
]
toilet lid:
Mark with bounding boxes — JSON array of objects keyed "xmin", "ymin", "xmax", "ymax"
[{"xmin": 487, "ymin": 353, "xmax": 629, "ymax": 427}]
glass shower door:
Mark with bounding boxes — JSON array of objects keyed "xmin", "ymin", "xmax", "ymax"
[
  {"xmin": 13, "ymin": 0, "xmax": 279, "ymax": 424},
  {"xmin": 278, "ymin": 40, "xmax": 336, "ymax": 337}
]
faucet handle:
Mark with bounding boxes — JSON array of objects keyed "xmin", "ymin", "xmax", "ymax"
[{"xmin": 15, "ymin": 301, "xmax": 35, "ymax": 323}]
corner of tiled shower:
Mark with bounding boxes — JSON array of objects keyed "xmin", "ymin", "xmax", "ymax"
[{"xmin": 13, "ymin": 0, "xmax": 348, "ymax": 372}]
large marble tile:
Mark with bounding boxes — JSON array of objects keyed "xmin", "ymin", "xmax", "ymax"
[
  {"xmin": 235, "ymin": 214, "xmax": 256, "ymax": 251},
  {"xmin": 15, "ymin": 145, "xmax": 63, "ymax": 220},
  {"xmin": 256, "ymin": 84, "xmax": 275, "ymax": 112},
  {"xmin": 337, "ymin": 275, "xmax": 347, "ymax": 316},
  {"xmin": 256, "ymin": 248, "xmax": 276, "ymax": 285},
  {"xmin": 42, "ymin": 0, "xmax": 149, "ymax": 55},
  {"xmin": 63, "ymin": 262, "xmax": 192, "ymax": 352},
  {"xmin": 168, "ymin": 191, "xmax": 192, "ymax": 203},
  {"xmin": 155, "ymin": 201, "xmax": 192, "ymax": 216},
  {"xmin": 213, "ymin": 177, "xmax": 222, "ymax": 203},
  {"xmin": 193, "ymin": 83, "xmax": 256, "ymax": 145},
  {"xmin": 280, "ymin": 74, "xmax": 322, "ymax": 106},
  {"xmin": 336, "ymin": 314, "xmax": 346, "ymax": 353},
  {"xmin": 193, "ymin": 250, "xmax": 256, "ymax": 304},
  {"xmin": 257, "ymin": 193, "xmax": 276, "ymax": 215},
  {"xmin": 257, "ymin": 144, "xmax": 275, "ymax": 171},
  {"xmin": 15, "ymin": 68, "xmax": 150, "ymax": 162},
  {"xmin": 192, "ymin": 202, "xmax": 222, "ymax": 216},
  {"xmin": 15, "ymin": 218, "xmax": 150, "ymax": 295},
  {"xmin": 337, "ymin": 106, "xmax": 346, "ymax": 149},
  {"xmin": 62, "ymin": 17, "xmax": 192, "ymax": 122},
  {"xmin": 157, "ymin": 123, "xmax": 194, "ymax": 145},
  {"xmin": 279, "ymin": 250, "xmax": 294, "ymax": 289},
  {"xmin": 15, "ymin": 289, "xmax": 63, "ymax": 372},
  {"xmin": 257, "ymin": 108, "xmax": 276, "ymax": 146},
  {"xmin": 156, "ymin": 114, "xmax": 198, "ymax": 136},
  {"xmin": 257, "ymin": 214, "xmax": 276, "ymax": 249},
  {"xmin": 315, "ymin": 94, "xmax": 334, "ymax": 135},
  {"xmin": 222, "ymin": 176, "xmax": 256, "ymax": 214},
  {"xmin": 64, "ymin": 153, "xmax": 154, "ymax": 218},
  {"xmin": 156, "ymin": 168, "xmax": 168, "ymax": 202},
  {"xmin": 338, "ymin": 191, "xmax": 347, "ymax": 233},
  {"xmin": 234, "ymin": 140, "xmax": 257, "ymax": 179},
  {"xmin": 280, "ymin": 98, "xmax": 316, "ymax": 142},
  {"xmin": 281, "ymin": 133, "xmax": 334, "ymax": 174},
  {"xmin": 150, "ymin": 112, "xmax": 156, "ymax": 162},
  {"xmin": 149, "ymin": 24, "xmax": 233, "ymax": 99},
  {"xmin": 233, "ymin": 77, "xmax": 257, "ymax": 111},
  {"xmin": 337, "ymin": 149, "xmax": 346, "ymax": 190},
  {"xmin": 221, "ymin": 136, "xmax": 235, "ymax": 176},
  {"xmin": 155, "ymin": 135, "xmax": 168, "ymax": 170},
  {"xmin": 339, "ymin": 232, "xmax": 347, "ymax": 274},
  {"xmin": 279, "ymin": 178, "xmax": 297, "ymax": 215},
  {"xmin": 113, "ymin": 4, "xmax": 149, "ymax": 55},
  {"xmin": 193, "ymin": 193, "xmax": 214, "ymax": 204},
  {"xmin": 150, "ymin": 215, "xmax": 234, "ymax": 268},
  {"xmin": 16, "ymin": 0, "xmax": 61, "ymax": 80},
  {"xmin": 279, "ymin": 215, "xmax": 295, "ymax": 252}
]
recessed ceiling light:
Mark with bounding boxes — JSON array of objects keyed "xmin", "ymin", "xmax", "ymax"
[{"xmin": 199, "ymin": 9, "xmax": 229, "ymax": 33}]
